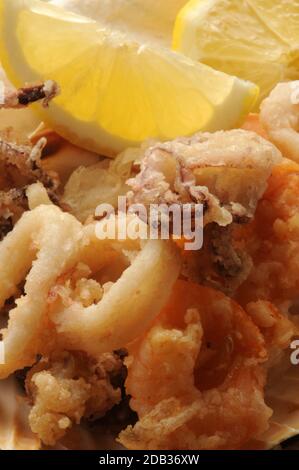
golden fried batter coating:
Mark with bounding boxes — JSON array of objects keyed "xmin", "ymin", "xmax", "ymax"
[
  {"xmin": 0, "ymin": 81, "xmax": 59, "ymax": 110},
  {"xmin": 119, "ymin": 281, "xmax": 273, "ymax": 450},
  {"xmin": 26, "ymin": 351, "xmax": 123, "ymax": 446},
  {"xmin": 127, "ymin": 129, "xmax": 282, "ymax": 227},
  {"xmin": 235, "ymin": 160, "xmax": 299, "ymax": 306}
]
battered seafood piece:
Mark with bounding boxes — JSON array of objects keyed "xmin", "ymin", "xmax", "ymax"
[
  {"xmin": 33, "ymin": 128, "xmax": 100, "ymax": 187},
  {"xmin": 260, "ymin": 81, "xmax": 299, "ymax": 163},
  {"xmin": 0, "ymin": 139, "xmax": 59, "ymax": 232},
  {"xmin": 127, "ymin": 129, "xmax": 282, "ymax": 227},
  {"xmin": 235, "ymin": 159, "xmax": 299, "ymax": 307},
  {"xmin": 119, "ymin": 281, "xmax": 277, "ymax": 450},
  {"xmin": 0, "ymin": 65, "xmax": 298, "ymax": 450},
  {"xmin": 0, "ymin": 204, "xmax": 82, "ymax": 377},
  {"xmin": 0, "ymin": 80, "xmax": 59, "ymax": 110},
  {"xmin": 245, "ymin": 301, "xmax": 295, "ymax": 369},
  {"xmin": 26, "ymin": 351, "xmax": 124, "ymax": 445},
  {"xmin": 127, "ymin": 129, "xmax": 281, "ymax": 293},
  {"xmin": 0, "ymin": 196, "xmax": 181, "ymax": 377},
  {"xmin": 181, "ymin": 223, "xmax": 253, "ymax": 295},
  {"xmin": 0, "ymin": 195, "xmax": 181, "ymax": 444},
  {"xmin": 0, "ymin": 188, "xmax": 28, "ymax": 241},
  {"xmin": 62, "ymin": 162, "xmax": 129, "ymax": 223},
  {"xmin": 50, "ymin": 218, "xmax": 181, "ymax": 357},
  {"xmin": 0, "ymin": 79, "xmax": 60, "ymax": 237},
  {"xmin": 0, "ymin": 136, "xmax": 59, "ymax": 195}
]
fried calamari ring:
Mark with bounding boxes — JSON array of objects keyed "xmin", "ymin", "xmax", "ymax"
[
  {"xmin": 50, "ymin": 218, "xmax": 181, "ymax": 357},
  {"xmin": 0, "ymin": 200, "xmax": 181, "ymax": 375},
  {"xmin": 119, "ymin": 280, "xmax": 272, "ymax": 450},
  {"xmin": 0, "ymin": 204, "xmax": 82, "ymax": 378}
]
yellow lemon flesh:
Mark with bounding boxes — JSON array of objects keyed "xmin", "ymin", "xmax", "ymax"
[
  {"xmin": 173, "ymin": 0, "xmax": 299, "ymax": 104},
  {"xmin": 50, "ymin": 0, "xmax": 188, "ymax": 47},
  {"xmin": 0, "ymin": 0, "xmax": 258, "ymax": 155}
]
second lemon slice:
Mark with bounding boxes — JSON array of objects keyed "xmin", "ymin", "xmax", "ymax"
[
  {"xmin": 173, "ymin": 0, "xmax": 299, "ymax": 103},
  {"xmin": 0, "ymin": 0, "xmax": 258, "ymax": 155}
]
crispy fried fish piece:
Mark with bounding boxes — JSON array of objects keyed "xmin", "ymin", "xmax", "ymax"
[{"xmin": 26, "ymin": 351, "xmax": 123, "ymax": 446}]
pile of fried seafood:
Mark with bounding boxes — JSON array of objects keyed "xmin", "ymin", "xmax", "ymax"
[{"xmin": 1, "ymin": 77, "xmax": 299, "ymax": 450}]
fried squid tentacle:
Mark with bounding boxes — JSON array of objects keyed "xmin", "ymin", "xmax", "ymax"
[
  {"xmin": 0, "ymin": 136, "xmax": 60, "ymax": 237},
  {"xmin": 127, "ymin": 129, "xmax": 281, "ymax": 293},
  {"xmin": 127, "ymin": 129, "xmax": 282, "ymax": 227},
  {"xmin": 0, "ymin": 76, "xmax": 60, "ymax": 237},
  {"xmin": 0, "ymin": 136, "xmax": 59, "ymax": 194},
  {"xmin": 0, "ymin": 80, "xmax": 59, "ymax": 109},
  {"xmin": 0, "ymin": 188, "xmax": 28, "ymax": 241}
]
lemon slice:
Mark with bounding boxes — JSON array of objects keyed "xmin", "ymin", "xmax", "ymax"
[
  {"xmin": 50, "ymin": 0, "xmax": 188, "ymax": 47},
  {"xmin": 173, "ymin": 0, "xmax": 299, "ymax": 103},
  {"xmin": 0, "ymin": 0, "xmax": 258, "ymax": 156}
]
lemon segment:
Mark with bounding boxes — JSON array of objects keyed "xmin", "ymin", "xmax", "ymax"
[
  {"xmin": 0, "ymin": 0, "xmax": 258, "ymax": 155},
  {"xmin": 173, "ymin": 0, "xmax": 299, "ymax": 103},
  {"xmin": 50, "ymin": 0, "xmax": 188, "ymax": 47}
]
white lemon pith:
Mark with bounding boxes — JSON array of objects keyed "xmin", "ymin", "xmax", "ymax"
[
  {"xmin": 0, "ymin": 0, "xmax": 258, "ymax": 155},
  {"xmin": 173, "ymin": 0, "xmax": 299, "ymax": 102}
]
